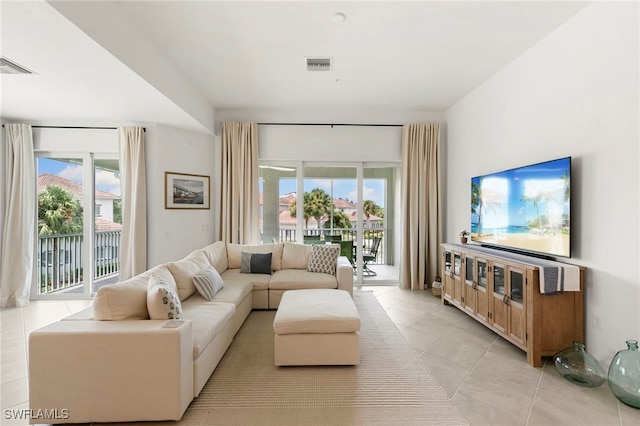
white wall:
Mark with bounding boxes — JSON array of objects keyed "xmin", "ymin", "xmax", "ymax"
[
  {"xmin": 258, "ymin": 125, "xmax": 402, "ymax": 162},
  {"xmin": 445, "ymin": 2, "xmax": 639, "ymax": 364},
  {"xmin": 146, "ymin": 124, "xmax": 216, "ymax": 267}
]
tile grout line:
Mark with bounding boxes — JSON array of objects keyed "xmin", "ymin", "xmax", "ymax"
[
  {"xmin": 524, "ymin": 357, "xmax": 547, "ymax": 426},
  {"xmin": 450, "ymin": 334, "xmax": 499, "ymax": 401}
]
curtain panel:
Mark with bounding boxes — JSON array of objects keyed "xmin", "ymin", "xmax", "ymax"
[
  {"xmin": 399, "ymin": 123, "xmax": 442, "ymax": 290},
  {"xmin": 118, "ymin": 126, "xmax": 147, "ymax": 279},
  {"xmin": 0, "ymin": 124, "xmax": 35, "ymax": 307},
  {"xmin": 220, "ymin": 121, "xmax": 259, "ymax": 244}
]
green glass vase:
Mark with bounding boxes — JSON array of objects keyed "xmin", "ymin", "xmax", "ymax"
[
  {"xmin": 608, "ymin": 340, "xmax": 640, "ymax": 409},
  {"xmin": 554, "ymin": 341, "xmax": 606, "ymax": 387}
]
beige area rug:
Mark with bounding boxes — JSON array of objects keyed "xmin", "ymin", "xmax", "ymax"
[{"xmin": 178, "ymin": 291, "xmax": 468, "ymax": 425}]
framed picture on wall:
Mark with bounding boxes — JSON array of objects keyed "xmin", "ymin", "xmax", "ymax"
[{"xmin": 165, "ymin": 172, "xmax": 210, "ymax": 209}]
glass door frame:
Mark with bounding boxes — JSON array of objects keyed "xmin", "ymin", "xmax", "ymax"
[
  {"xmin": 32, "ymin": 151, "xmax": 118, "ymax": 299},
  {"xmin": 261, "ymin": 160, "xmax": 399, "ymax": 284}
]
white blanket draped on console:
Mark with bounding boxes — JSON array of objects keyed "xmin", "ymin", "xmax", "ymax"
[{"xmin": 464, "ymin": 246, "xmax": 581, "ymax": 294}]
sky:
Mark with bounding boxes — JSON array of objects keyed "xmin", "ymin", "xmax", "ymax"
[{"xmin": 37, "ymin": 158, "xmax": 121, "ymax": 196}]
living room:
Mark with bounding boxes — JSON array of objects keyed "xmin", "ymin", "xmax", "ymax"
[{"xmin": 1, "ymin": 1, "xmax": 638, "ymax": 425}]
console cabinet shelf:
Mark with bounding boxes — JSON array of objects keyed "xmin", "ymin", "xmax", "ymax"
[{"xmin": 441, "ymin": 243, "xmax": 585, "ymax": 367}]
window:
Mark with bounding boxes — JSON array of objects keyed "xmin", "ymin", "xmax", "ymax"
[{"xmin": 32, "ymin": 128, "xmax": 121, "ymax": 298}]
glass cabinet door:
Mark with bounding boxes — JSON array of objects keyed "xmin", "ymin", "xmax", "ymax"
[
  {"xmin": 490, "ymin": 262, "xmax": 508, "ymax": 333},
  {"xmin": 510, "ymin": 269, "xmax": 524, "ymax": 305},
  {"xmin": 493, "ymin": 265, "xmax": 505, "ymax": 296},
  {"xmin": 453, "ymin": 253, "xmax": 461, "ymax": 277},
  {"xmin": 474, "ymin": 258, "xmax": 489, "ymax": 322},
  {"xmin": 463, "ymin": 256, "xmax": 475, "ymax": 314},
  {"xmin": 507, "ymin": 267, "xmax": 526, "ymax": 345},
  {"xmin": 477, "ymin": 259, "xmax": 487, "ymax": 289},
  {"xmin": 465, "ymin": 257, "xmax": 474, "ymax": 282},
  {"xmin": 444, "ymin": 251, "xmax": 451, "ymax": 275}
]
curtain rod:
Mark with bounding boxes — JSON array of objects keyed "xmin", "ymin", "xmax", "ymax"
[
  {"xmin": 2, "ymin": 125, "xmax": 146, "ymax": 132},
  {"xmin": 256, "ymin": 122, "xmax": 402, "ymax": 128}
]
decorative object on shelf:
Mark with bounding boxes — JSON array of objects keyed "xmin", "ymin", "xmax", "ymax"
[
  {"xmin": 431, "ymin": 276, "xmax": 442, "ymax": 297},
  {"xmin": 608, "ymin": 340, "xmax": 640, "ymax": 408},
  {"xmin": 554, "ymin": 341, "xmax": 606, "ymax": 387},
  {"xmin": 459, "ymin": 230, "xmax": 470, "ymax": 244}
]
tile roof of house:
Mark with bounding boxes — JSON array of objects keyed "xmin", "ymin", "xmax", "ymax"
[
  {"xmin": 38, "ymin": 174, "xmax": 119, "ymax": 199},
  {"xmin": 95, "ymin": 217, "xmax": 123, "ymax": 232},
  {"xmin": 333, "ymin": 198, "xmax": 356, "ymax": 209},
  {"xmin": 279, "ymin": 193, "xmax": 296, "ymax": 206}
]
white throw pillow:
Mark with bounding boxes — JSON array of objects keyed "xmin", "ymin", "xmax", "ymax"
[
  {"xmin": 282, "ymin": 242, "xmax": 312, "ymax": 270},
  {"xmin": 307, "ymin": 244, "xmax": 340, "ymax": 275},
  {"xmin": 167, "ymin": 250, "xmax": 210, "ymax": 301},
  {"xmin": 147, "ymin": 275, "xmax": 183, "ymax": 320},
  {"xmin": 192, "ymin": 266, "xmax": 224, "ymax": 301}
]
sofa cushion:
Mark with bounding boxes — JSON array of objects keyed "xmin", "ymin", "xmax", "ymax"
[
  {"xmin": 183, "ymin": 281, "xmax": 252, "ymax": 308},
  {"xmin": 147, "ymin": 275, "xmax": 184, "ymax": 320},
  {"xmin": 220, "ymin": 269, "xmax": 271, "ymax": 291},
  {"xmin": 307, "ymin": 244, "xmax": 340, "ymax": 275},
  {"xmin": 181, "ymin": 301, "xmax": 235, "ymax": 358},
  {"xmin": 201, "ymin": 241, "xmax": 228, "ymax": 274},
  {"xmin": 269, "ymin": 269, "xmax": 337, "ymax": 290},
  {"xmin": 192, "ymin": 266, "xmax": 225, "ymax": 301},
  {"xmin": 92, "ymin": 265, "xmax": 177, "ymax": 321},
  {"xmin": 281, "ymin": 242, "xmax": 312, "ymax": 270},
  {"xmin": 227, "ymin": 243, "xmax": 284, "ymax": 271},
  {"xmin": 241, "ymin": 252, "xmax": 273, "ymax": 275},
  {"xmin": 167, "ymin": 250, "xmax": 210, "ymax": 301},
  {"xmin": 210, "ymin": 281, "xmax": 253, "ymax": 306}
]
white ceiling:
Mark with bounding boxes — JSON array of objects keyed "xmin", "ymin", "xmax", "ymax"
[{"xmin": 1, "ymin": 1, "xmax": 591, "ymax": 134}]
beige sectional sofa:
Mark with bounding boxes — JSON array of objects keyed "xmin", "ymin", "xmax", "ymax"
[{"xmin": 28, "ymin": 241, "xmax": 353, "ymax": 424}]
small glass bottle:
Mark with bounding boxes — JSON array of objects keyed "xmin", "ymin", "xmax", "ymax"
[
  {"xmin": 608, "ymin": 340, "xmax": 640, "ymax": 409},
  {"xmin": 554, "ymin": 341, "xmax": 606, "ymax": 387}
]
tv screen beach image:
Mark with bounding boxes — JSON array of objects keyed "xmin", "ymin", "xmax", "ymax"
[{"xmin": 471, "ymin": 157, "xmax": 571, "ymax": 257}]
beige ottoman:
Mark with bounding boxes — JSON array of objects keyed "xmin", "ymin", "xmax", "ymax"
[{"xmin": 273, "ymin": 289, "xmax": 361, "ymax": 366}]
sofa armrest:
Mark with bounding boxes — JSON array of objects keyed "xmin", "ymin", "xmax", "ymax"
[
  {"xmin": 336, "ymin": 256, "xmax": 354, "ymax": 296},
  {"xmin": 29, "ymin": 320, "xmax": 193, "ymax": 424}
]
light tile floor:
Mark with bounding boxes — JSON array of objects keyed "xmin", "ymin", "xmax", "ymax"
[
  {"xmin": 1, "ymin": 286, "xmax": 639, "ymax": 425},
  {"xmin": 361, "ymin": 285, "xmax": 640, "ymax": 426}
]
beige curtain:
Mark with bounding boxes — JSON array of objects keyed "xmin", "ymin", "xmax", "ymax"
[
  {"xmin": 0, "ymin": 124, "xmax": 35, "ymax": 307},
  {"xmin": 220, "ymin": 121, "xmax": 259, "ymax": 244},
  {"xmin": 399, "ymin": 123, "xmax": 442, "ymax": 290},
  {"xmin": 118, "ymin": 126, "xmax": 147, "ymax": 279}
]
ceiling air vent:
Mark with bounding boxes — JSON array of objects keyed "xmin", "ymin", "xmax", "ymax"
[
  {"xmin": 306, "ymin": 57, "xmax": 332, "ymax": 71},
  {"xmin": 0, "ymin": 57, "xmax": 34, "ymax": 75}
]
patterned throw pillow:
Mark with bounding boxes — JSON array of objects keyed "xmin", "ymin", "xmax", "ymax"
[
  {"xmin": 192, "ymin": 266, "xmax": 224, "ymax": 301},
  {"xmin": 240, "ymin": 252, "xmax": 273, "ymax": 275},
  {"xmin": 307, "ymin": 244, "xmax": 340, "ymax": 275},
  {"xmin": 147, "ymin": 275, "xmax": 183, "ymax": 320}
]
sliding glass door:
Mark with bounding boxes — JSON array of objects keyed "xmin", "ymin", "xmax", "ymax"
[
  {"xmin": 259, "ymin": 161, "xmax": 399, "ymax": 284},
  {"xmin": 34, "ymin": 154, "xmax": 120, "ymax": 298},
  {"xmin": 361, "ymin": 166, "xmax": 399, "ymax": 283}
]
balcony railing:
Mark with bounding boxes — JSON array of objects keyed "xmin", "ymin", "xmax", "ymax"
[
  {"xmin": 271, "ymin": 228, "xmax": 385, "ymax": 265},
  {"xmin": 37, "ymin": 231, "xmax": 121, "ymax": 295}
]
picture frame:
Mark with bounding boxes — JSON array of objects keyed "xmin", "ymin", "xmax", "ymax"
[{"xmin": 165, "ymin": 172, "xmax": 210, "ymax": 209}]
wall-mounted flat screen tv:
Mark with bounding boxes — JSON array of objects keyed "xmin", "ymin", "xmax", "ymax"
[{"xmin": 471, "ymin": 157, "xmax": 571, "ymax": 258}]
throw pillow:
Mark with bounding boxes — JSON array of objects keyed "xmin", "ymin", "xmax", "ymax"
[
  {"xmin": 307, "ymin": 244, "xmax": 340, "ymax": 275},
  {"xmin": 147, "ymin": 275, "xmax": 183, "ymax": 320},
  {"xmin": 192, "ymin": 266, "xmax": 224, "ymax": 301},
  {"xmin": 240, "ymin": 252, "xmax": 273, "ymax": 275}
]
